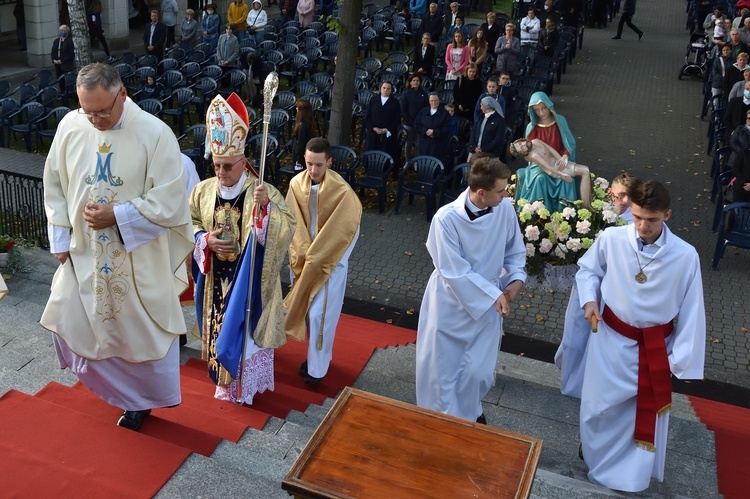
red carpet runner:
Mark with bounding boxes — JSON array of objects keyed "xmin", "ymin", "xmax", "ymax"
[
  {"xmin": 689, "ymin": 396, "xmax": 750, "ymax": 499},
  {"xmin": 0, "ymin": 314, "xmax": 416, "ymax": 497}
]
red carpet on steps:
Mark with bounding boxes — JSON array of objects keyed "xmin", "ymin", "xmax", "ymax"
[
  {"xmin": 0, "ymin": 314, "xmax": 416, "ymax": 497},
  {"xmin": 689, "ymin": 396, "xmax": 750, "ymax": 499}
]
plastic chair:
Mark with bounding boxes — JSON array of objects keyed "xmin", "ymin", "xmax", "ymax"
[
  {"xmin": 0, "ymin": 97, "xmax": 20, "ymax": 147},
  {"xmin": 158, "ymin": 70, "xmax": 185, "ymax": 92},
  {"xmin": 711, "ymin": 202, "xmax": 750, "ymax": 269},
  {"xmin": 274, "ymin": 90, "xmax": 297, "ymax": 111},
  {"xmin": 178, "ymin": 124, "xmax": 208, "ymax": 179},
  {"xmin": 280, "ymin": 53, "xmax": 309, "ymax": 85},
  {"xmin": 161, "ymin": 87, "xmax": 195, "ymax": 134},
  {"xmin": 200, "ymin": 65, "xmax": 223, "ymax": 80},
  {"xmin": 138, "ymin": 98, "xmax": 163, "ymax": 116},
  {"xmin": 37, "ymin": 106, "xmax": 71, "ymax": 149},
  {"xmin": 245, "ymin": 133, "xmax": 280, "ymax": 183},
  {"xmin": 181, "ymin": 61, "xmax": 202, "ymax": 84},
  {"xmin": 291, "ymin": 81, "xmax": 318, "ymax": 97},
  {"xmin": 216, "ymin": 69, "xmax": 247, "ymax": 98},
  {"xmin": 7, "ymin": 102, "xmax": 45, "ymax": 152},
  {"xmin": 395, "ymin": 155, "xmax": 445, "ymax": 221},
  {"xmin": 251, "ymin": 109, "xmax": 290, "ymax": 141},
  {"xmin": 34, "ymin": 86, "xmax": 61, "ymax": 112},
  {"xmin": 712, "ymin": 171, "xmax": 736, "ymax": 232},
  {"xmin": 157, "ymin": 58, "xmax": 180, "ymax": 74},
  {"xmin": 348, "ymin": 150, "xmax": 395, "ymax": 213},
  {"xmin": 710, "ymin": 146, "xmax": 732, "ymax": 202},
  {"xmin": 189, "ymin": 77, "xmax": 217, "ymax": 118},
  {"xmin": 440, "ymin": 162, "xmax": 471, "ymax": 206},
  {"xmin": 330, "ymin": 145, "xmax": 357, "ymax": 181}
]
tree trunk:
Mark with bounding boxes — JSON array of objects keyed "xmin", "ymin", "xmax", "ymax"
[
  {"xmin": 326, "ymin": 0, "xmax": 363, "ymax": 147},
  {"xmin": 67, "ymin": 0, "xmax": 93, "ymax": 70}
]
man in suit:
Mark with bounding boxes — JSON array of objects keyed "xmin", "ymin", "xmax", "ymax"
[
  {"xmin": 468, "ymin": 96, "xmax": 507, "ymax": 160},
  {"xmin": 420, "ymin": 3, "xmax": 444, "ymax": 48},
  {"xmin": 143, "ymin": 10, "xmax": 167, "ymax": 61},
  {"xmin": 443, "ymin": 2, "xmax": 463, "ymax": 37},
  {"xmin": 217, "ymin": 23, "xmax": 240, "ymax": 72}
]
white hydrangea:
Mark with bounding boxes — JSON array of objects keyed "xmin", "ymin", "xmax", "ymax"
[
  {"xmin": 554, "ymin": 245, "xmax": 566, "ymax": 259},
  {"xmin": 575, "ymin": 219, "xmax": 591, "ymax": 234},
  {"xmin": 526, "ymin": 243, "xmax": 536, "ymax": 257},
  {"xmin": 539, "ymin": 238, "xmax": 553, "ymax": 253},
  {"xmin": 566, "ymin": 238, "xmax": 582, "ymax": 252},
  {"xmin": 525, "ymin": 225, "xmax": 541, "ymax": 241},
  {"xmin": 561, "ymin": 207, "xmax": 576, "ymax": 219},
  {"xmin": 594, "ymin": 177, "xmax": 609, "ymax": 189},
  {"xmin": 602, "ymin": 209, "xmax": 618, "ymax": 223},
  {"xmin": 531, "ymin": 200, "xmax": 545, "ymax": 213}
]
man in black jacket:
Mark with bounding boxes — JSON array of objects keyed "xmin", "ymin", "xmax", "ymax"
[
  {"xmin": 420, "ymin": 3, "xmax": 444, "ymax": 48},
  {"xmin": 612, "ymin": 0, "xmax": 643, "ymax": 40},
  {"xmin": 279, "ymin": 0, "xmax": 298, "ymax": 23},
  {"xmin": 143, "ymin": 10, "xmax": 167, "ymax": 60}
]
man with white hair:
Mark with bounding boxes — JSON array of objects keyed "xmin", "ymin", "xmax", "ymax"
[{"xmin": 190, "ymin": 92, "xmax": 295, "ymax": 404}]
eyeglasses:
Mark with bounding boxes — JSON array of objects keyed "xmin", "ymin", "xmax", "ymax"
[
  {"xmin": 77, "ymin": 88, "xmax": 122, "ymax": 118},
  {"xmin": 212, "ymin": 156, "xmax": 246, "ymax": 172}
]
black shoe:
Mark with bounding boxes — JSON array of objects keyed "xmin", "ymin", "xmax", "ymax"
[
  {"xmin": 117, "ymin": 409, "xmax": 151, "ymax": 431},
  {"xmin": 298, "ymin": 360, "xmax": 308, "ymax": 376},
  {"xmin": 611, "ymin": 36, "xmax": 621, "ymax": 39},
  {"xmin": 179, "ymin": 334, "xmax": 187, "ymax": 347},
  {"xmin": 578, "ymin": 442, "xmax": 584, "ymax": 460},
  {"xmin": 638, "ymin": 32, "xmax": 644, "ymax": 40},
  {"xmin": 304, "ymin": 373, "xmax": 323, "ymax": 385},
  {"xmin": 476, "ymin": 413, "xmax": 487, "ymax": 425}
]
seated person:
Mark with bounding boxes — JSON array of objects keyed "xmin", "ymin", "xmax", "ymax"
[{"xmin": 510, "ymin": 137, "xmax": 591, "ymax": 207}]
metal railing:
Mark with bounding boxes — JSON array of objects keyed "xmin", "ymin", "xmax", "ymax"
[{"xmin": 0, "ymin": 170, "xmax": 49, "ymax": 248}]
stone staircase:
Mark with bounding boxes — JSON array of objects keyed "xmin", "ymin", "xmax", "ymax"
[{"xmin": 153, "ymin": 343, "xmax": 720, "ymax": 498}]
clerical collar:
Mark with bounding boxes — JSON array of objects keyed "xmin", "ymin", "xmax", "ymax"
[
  {"xmin": 111, "ymin": 97, "xmax": 130, "ymax": 130},
  {"xmin": 466, "ymin": 196, "xmax": 486, "ymax": 214},
  {"xmin": 218, "ymin": 171, "xmax": 248, "ymax": 199}
]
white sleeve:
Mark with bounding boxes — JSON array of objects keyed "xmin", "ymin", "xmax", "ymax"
[
  {"xmin": 48, "ymin": 223, "xmax": 71, "ymax": 253},
  {"xmin": 113, "ymin": 203, "xmax": 169, "ymax": 253}
]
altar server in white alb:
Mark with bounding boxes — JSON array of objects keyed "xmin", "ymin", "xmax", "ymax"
[
  {"xmin": 555, "ymin": 172, "xmax": 636, "ymax": 398},
  {"xmin": 42, "ymin": 63, "xmax": 194, "ymax": 431},
  {"xmin": 577, "ymin": 179, "xmax": 706, "ymax": 492},
  {"xmin": 416, "ymin": 156, "xmax": 526, "ymax": 424}
]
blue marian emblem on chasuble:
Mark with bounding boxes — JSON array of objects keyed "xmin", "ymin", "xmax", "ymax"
[
  {"xmin": 85, "ymin": 142, "xmax": 123, "ymax": 186},
  {"xmin": 85, "ymin": 143, "xmax": 130, "ymax": 321}
]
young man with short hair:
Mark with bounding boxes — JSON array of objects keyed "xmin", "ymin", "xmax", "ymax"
[
  {"xmin": 577, "ymin": 179, "xmax": 705, "ymax": 492},
  {"xmin": 284, "ymin": 138, "xmax": 362, "ymax": 385},
  {"xmin": 416, "ymin": 156, "xmax": 526, "ymax": 424}
]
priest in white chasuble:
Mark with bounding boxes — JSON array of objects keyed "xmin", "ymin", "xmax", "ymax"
[
  {"xmin": 416, "ymin": 156, "xmax": 526, "ymax": 424},
  {"xmin": 41, "ymin": 63, "xmax": 195, "ymax": 431},
  {"xmin": 191, "ymin": 92, "xmax": 295, "ymax": 404}
]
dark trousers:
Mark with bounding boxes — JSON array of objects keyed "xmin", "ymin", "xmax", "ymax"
[
  {"xmin": 166, "ymin": 25, "xmax": 176, "ymax": 48},
  {"xmin": 90, "ymin": 31, "xmax": 110, "ymax": 57},
  {"xmin": 616, "ymin": 12, "xmax": 642, "ymax": 37}
]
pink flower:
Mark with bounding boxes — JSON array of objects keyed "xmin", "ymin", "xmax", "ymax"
[{"xmin": 525, "ymin": 225, "xmax": 541, "ymax": 241}]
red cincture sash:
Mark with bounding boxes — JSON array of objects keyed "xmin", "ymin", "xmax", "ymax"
[{"xmin": 602, "ymin": 305, "xmax": 674, "ymax": 451}]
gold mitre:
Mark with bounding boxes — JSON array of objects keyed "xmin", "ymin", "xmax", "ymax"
[{"xmin": 206, "ymin": 93, "xmax": 248, "ymax": 158}]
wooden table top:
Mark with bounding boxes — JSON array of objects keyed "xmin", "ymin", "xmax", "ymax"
[{"xmin": 282, "ymin": 387, "xmax": 543, "ymax": 499}]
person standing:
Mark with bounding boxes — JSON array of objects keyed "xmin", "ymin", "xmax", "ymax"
[
  {"xmin": 217, "ymin": 24, "xmax": 240, "ymax": 72},
  {"xmin": 419, "ymin": 3, "xmax": 444, "ymax": 49},
  {"xmin": 246, "ymin": 0, "xmax": 268, "ymax": 44},
  {"xmin": 161, "ymin": 0, "xmax": 179, "ymax": 48},
  {"xmin": 190, "ymin": 92, "xmax": 295, "ymax": 403},
  {"xmin": 401, "ymin": 73, "xmax": 430, "ymax": 162},
  {"xmin": 520, "ymin": 7, "xmax": 541, "ymax": 46},
  {"xmin": 14, "ymin": 0, "xmax": 27, "ymax": 52},
  {"xmin": 143, "ymin": 10, "xmax": 167, "ymax": 60},
  {"xmin": 414, "ymin": 92, "xmax": 452, "ymax": 167},
  {"xmin": 88, "ymin": 1, "xmax": 111, "ymax": 60},
  {"xmin": 296, "ymin": 0, "xmax": 315, "ymax": 28},
  {"xmin": 41, "ymin": 63, "xmax": 195, "ymax": 431},
  {"xmin": 228, "ymin": 0, "xmax": 250, "ymax": 41},
  {"xmin": 416, "ymin": 156, "xmax": 526, "ymax": 423},
  {"xmin": 51, "ymin": 25, "xmax": 75, "ymax": 85},
  {"xmin": 555, "ymin": 172, "xmax": 635, "ymax": 399},
  {"xmin": 494, "ymin": 24, "xmax": 521, "ymax": 76},
  {"xmin": 414, "ymin": 33, "xmax": 436, "ymax": 75},
  {"xmin": 612, "ymin": 0, "xmax": 643, "ymax": 40},
  {"xmin": 279, "ymin": 0, "xmax": 299, "ymax": 24},
  {"xmin": 363, "ymin": 81, "xmax": 403, "ymax": 170},
  {"xmin": 179, "ymin": 9, "xmax": 199, "ymax": 51},
  {"xmin": 577, "ymin": 179, "xmax": 705, "ymax": 492},
  {"xmin": 284, "ymin": 137, "xmax": 362, "ymax": 385},
  {"xmin": 201, "ymin": 4, "xmax": 222, "ymax": 52}
]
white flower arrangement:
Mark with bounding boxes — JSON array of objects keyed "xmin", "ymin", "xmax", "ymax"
[{"xmin": 509, "ymin": 174, "xmax": 626, "ymax": 276}]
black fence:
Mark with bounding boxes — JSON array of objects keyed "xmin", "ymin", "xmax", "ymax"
[{"xmin": 0, "ymin": 170, "xmax": 49, "ymax": 248}]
